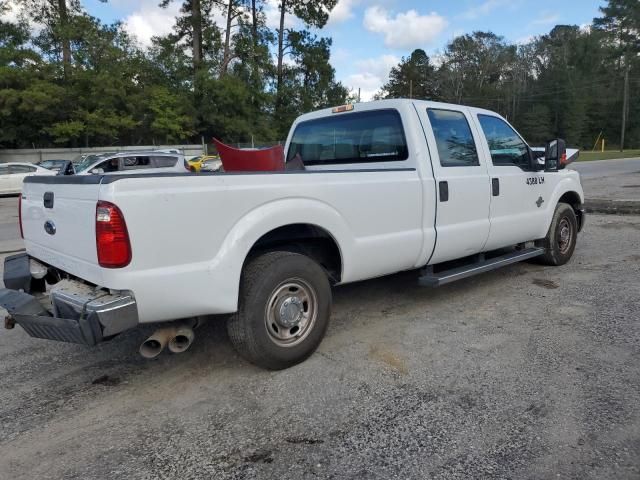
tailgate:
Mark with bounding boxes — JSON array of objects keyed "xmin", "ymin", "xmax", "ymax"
[{"xmin": 21, "ymin": 176, "xmax": 103, "ymax": 283}]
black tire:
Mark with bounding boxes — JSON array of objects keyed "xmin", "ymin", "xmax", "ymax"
[
  {"xmin": 538, "ymin": 203, "xmax": 578, "ymax": 266},
  {"xmin": 227, "ymin": 251, "xmax": 332, "ymax": 370}
]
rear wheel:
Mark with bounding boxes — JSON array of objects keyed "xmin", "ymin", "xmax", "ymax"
[
  {"xmin": 227, "ymin": 251, "xmax": 331, "ymax": 370},
  {"xmin": 539, "ymin": 203, "xmax": 578, "ymax": 266}
]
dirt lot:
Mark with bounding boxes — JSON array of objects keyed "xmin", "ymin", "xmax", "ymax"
[{"xmin": 0, "ymin": 200, "xmax": 639, "ymax": 479}]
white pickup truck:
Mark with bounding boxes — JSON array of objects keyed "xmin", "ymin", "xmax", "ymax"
[{"xmin": 1, "ymin": 100, "xmax": 584, "ymax": 370}]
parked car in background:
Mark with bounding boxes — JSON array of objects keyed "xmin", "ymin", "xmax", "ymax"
[
  {"xmin": 200, "ymin": 157, "xmax": 223, "ymax": 172},
  {"xmin": 73, "ymin": 151, "xmax": 189, "ymax": 175},
  {"xmin": 0, "ymin": 162, "xmax": 56, "ymax": 195},
  {"xmin": 36, "ymin": 159, "xmax": 74, "ymax": 175},
  {"xmin": 188, "ymin": 154, "xmax": 219, "ymax": 172}
]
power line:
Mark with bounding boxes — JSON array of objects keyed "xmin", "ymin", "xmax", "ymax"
[{"xmin": 456, "ymin": 77, "xmax": 640, "ymax": 103}]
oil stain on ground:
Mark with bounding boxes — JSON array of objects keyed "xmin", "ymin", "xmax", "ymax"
[
  {"xmin": 532, "ymin": 278, "xmax": 559, "ymax": 289},
  {"xmin": 369, "ymin": 345, "xmax": 409, "ymax": 375}
]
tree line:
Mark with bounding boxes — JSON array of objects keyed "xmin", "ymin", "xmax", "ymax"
[
  {"xmin": 378, "ymin": 0, "xmax": 639, "ymax": 150},
  {"xmin": 0, "ymin": 0, "xmax": 346, "ymax": 148},
  {"xmin": 0, "ymin": 0, "xmax": 637, "ymax": 150}
]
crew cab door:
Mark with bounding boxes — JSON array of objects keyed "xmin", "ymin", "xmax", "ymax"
[
  {"xmin": 474, "ymin": 114, "xmax": 555, "ymax": 250},
  {"xmin": 419, "ymin": 106, "xmax": 491, "ymax": 264}
]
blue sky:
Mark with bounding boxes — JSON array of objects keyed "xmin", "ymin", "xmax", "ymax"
[{"xmin": 71, "ymin": 1, "xmax": 606, "ymax": 99}]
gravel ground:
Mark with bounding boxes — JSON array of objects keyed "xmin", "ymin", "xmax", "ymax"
[{"xmin": 0, "ymin": 210, "xmax": 639, "ymax": 479}]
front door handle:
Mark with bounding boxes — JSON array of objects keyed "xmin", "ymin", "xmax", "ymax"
[
  {"xmin": 439, "ymin": 181, "xmax": 449, "ymax": 202},
  {"xmin": 492, "ymin": 178, "xmax": 500, "ymax": 196}
]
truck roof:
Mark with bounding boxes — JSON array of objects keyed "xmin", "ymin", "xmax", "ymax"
[{"xmin": 295, "ymin": 99, "xmax": 501, "ymax": 124}]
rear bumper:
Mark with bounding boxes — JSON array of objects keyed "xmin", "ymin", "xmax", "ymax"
[{"xmin": 1, "ymin": 253, "xmax": 138, "ymax": 345}]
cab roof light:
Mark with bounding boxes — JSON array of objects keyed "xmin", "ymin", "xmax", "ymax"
[{"xmin": 332, "ymin": 104, "xmax": 354, "ymax": 114}]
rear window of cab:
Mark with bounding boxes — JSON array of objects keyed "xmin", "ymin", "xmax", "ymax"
[{"xmin": 287, "ymin": 109, "xmax": 408, "ymax": 166}]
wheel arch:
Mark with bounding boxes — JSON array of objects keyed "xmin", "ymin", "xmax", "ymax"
[
  {"xmin": 558, "ymin": 190, "xmax": 585, "ymax": 231},
  {"xmin": 209, "ymin": 198, "xmax": 352, "ymax": 312},
  {"xmin": 245, "ymin": 223, "xmax": 344, "ymax": 284}
]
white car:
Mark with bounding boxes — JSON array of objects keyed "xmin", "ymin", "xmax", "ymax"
[
  {"xmin": 0, "ymin": 163, "xmax": 56, "ymax": 195},
  {"xmin": 73, "ymin": 151, "xmax": 189, "ymax": 175},
  {"xmin": 1, "ymin": 99, "xmax": 584, "ymax": 370}
]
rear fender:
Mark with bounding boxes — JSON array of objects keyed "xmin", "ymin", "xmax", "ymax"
[{"xmin": 210, "ymin": 198, "xmax": 352, "ymax": 311}]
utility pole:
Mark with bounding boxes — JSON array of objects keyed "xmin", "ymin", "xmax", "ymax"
[
  {"xmin": 357, "ymin": 88, "xmax": 361, "ymax": 103},
  {"xmin": 620, "ymin": 65, "xmax": 629, "ymax": 152},
  {"xmin": 409, "ymin": 79, "xmax": 413, "ymax": 99}
]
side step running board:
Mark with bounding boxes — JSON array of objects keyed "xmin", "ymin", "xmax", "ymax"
[{"xmin": 418, "ymin": 247, "xmax": 544, "ymax": 287}]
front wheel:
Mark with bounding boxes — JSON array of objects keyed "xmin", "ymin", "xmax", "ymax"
[
  {"xmin": 227, "ymin": 251, "xmax": 332, "ymax": 370},
  {"xmin": 538, "ymin": 203, "xmax": 578, "ymax": 266}
]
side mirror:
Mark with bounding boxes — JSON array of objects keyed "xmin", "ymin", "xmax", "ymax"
[
  {"xmin": 530, "ymin": 149, "xmax": 546, "ymax": 171},
  {"xmin": 91, "ymin": 168, "xmax": 104, "ymax": 174},
  {"xmin": 544, "ymin": 139, "xmax": 566, "ymax": 172}
]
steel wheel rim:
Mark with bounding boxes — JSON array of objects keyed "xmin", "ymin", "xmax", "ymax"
[
  {"xmin": 557, "ymin": 217, "xmax": 573, "ymax": 254},
  {"xmin": 265, "ymin": 278, "xmax": 318, "ymax": 347}
]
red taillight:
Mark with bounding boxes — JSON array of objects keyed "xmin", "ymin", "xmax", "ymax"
[
  {"xmin": 18, "ymin": 195, "xmax": 23, "ymax": 239},
  {"xmin": 96, "ymin": 201, "xmax": 131, "ymax": 268}
]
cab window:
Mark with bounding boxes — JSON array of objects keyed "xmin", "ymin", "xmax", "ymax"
[
  {"xmin": 427, "ymin": 109, "xmax": 479, "ymax": 167},
  {"xmin": 287, "ymin": 109, "xmax": 408, "ymax": 166},
  {"xmin": 478, "ymin": 115, "xmax": 530, "ymax": 168}
]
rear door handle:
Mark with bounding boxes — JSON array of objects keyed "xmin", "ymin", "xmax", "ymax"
[
  {"xmin": 492, "ymin": 178, "xmax": 500, "ymax": 196},
  {"xmin": 439, "ymin": 181, "xmax": 449, "ymax": 202}
]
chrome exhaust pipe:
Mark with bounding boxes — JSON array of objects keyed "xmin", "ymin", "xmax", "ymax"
[
  {"xmin": 139, "ymin": 327, "xmax": 176, "ymax": 359},
  {"xmin": 168, "ymin": 326, "xmax": 195, "ymax": 354}
]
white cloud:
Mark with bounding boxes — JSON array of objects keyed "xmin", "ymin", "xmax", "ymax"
[
  {"xmin": 363, "ymin": 6, "xmax": 447, "ymax": 49},
  {"xmin": 460, "ymin": 0, "xmax": 511, "ymax": 20},
  {"xmin": 0, "ymin": 1, "xmax": 22, "ymax": 23},
  {"xmin": 531, "ymin": 12, "xmax": 560, "ymax": 26},
  {"xmin": 264, "ymin": 0, "xmax": 300, "ymax": 30},
  {"xmin": 344, "ymin": 54, "xmax": 400, "ymax": 101},
  {"xmin": 579, "ymin": 23, "xmax": 592, "ymax": 33},
  {"xmin": 514, "ymin": 34, "xmax": 535, "ymax": 45},
  {"xmin": 328, "ymin": 0, "xmax": 359, "ymax": 24},
  {"xmin": 1, "ymin": 0, "xmax": 44, "ymax": 33},
  {"xmin": 122, "ymin": 0, "xmax": 182, "ymax": 48}
]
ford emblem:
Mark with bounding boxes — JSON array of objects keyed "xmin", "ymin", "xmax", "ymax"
[{"xmin": 44, "ymin": 220, "xmax": 56, "ymax": 235}]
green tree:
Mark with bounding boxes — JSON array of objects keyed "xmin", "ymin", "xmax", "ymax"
[
  {"xmin": 379, "ymin": 49, "xmax": 438, "ymax": 100},
  {"xmin": 593, "ymin": 0, "xmax": 640, "ymax": 149},
  {"xmin": 274, "ymin": 0, "xmax": 337, "ymax": 115},
  {"xmin": 439, "ymin": 31, "xmax": 516, "ymax": 111},
  {"xmin": 275, "ymin": 30, "xmax": 347, "ymax": 136}
]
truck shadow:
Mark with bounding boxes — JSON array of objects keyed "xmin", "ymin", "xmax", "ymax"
[{"xmin": 17, "ymin": 259, "xmax": 546, "ymax": 384}]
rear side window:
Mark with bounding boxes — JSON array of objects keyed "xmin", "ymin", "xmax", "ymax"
[
  {"xmin": 0, "ymin": 165, "xmax": 8, "ymax": 174},
  {"xmin": 287, "ymin": 109, "xmax": 408, "ymax": 166},
  {"xmin": 151, "ymin": 156, "xmax": 178, "ymax": 168},
  {"xmin": 427, "ymin": 109, "xmax": 479, "ymax": 167},
  {"xmin": 122, "ymin": 156, "xmax": 151, "ymax": 170},
  {"xmin": 10, "ymin": 165, "xmax": 36, "ymax": 174},
  {"xmin": 477, "ymin": 115, "xmax": 530, "ymax": 168}
]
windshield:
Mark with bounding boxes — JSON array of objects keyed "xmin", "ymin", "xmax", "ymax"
[{"xmin": 74, "ymin": 154, "xmax": 104, "ymax": 173}]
